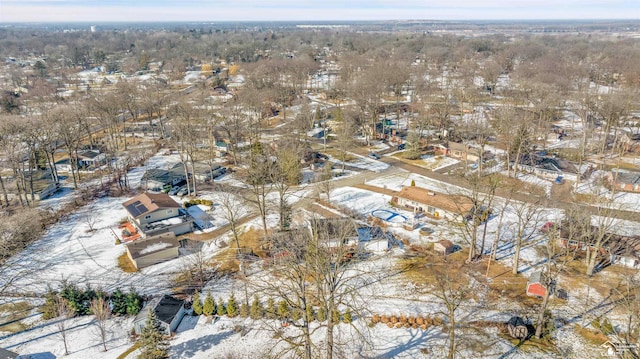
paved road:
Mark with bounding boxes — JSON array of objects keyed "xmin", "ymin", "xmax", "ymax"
[{"xmin": 377, "ymin": 155, "xmax": 639, "ymax": 221}]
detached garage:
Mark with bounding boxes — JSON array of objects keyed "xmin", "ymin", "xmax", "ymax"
[{"xmin": 125, "ymin": 232, "xmax": 179, "ymax": 270}]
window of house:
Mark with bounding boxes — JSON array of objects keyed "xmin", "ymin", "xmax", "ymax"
[
  {"xmin": 427, "ymin": 206, "xmax": 435, "ymax": 213},
  {"xmin": 144, "ymin": 215, "xmax": 152, "ymax": 220},
  {"xmin": 167, "ymin": 209, "xmax": 173, "ymax": 214}
]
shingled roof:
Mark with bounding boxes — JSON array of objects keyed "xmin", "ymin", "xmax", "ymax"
[
  {"xmin": 123, "ymin": 192, "xmax": 181, "ymax": 219},
  {"xmin": 396, "ymin": 186, "xmax": 473, "ymax": 214},
  {"xmin": 125, "ymin": 232, "xmax": 179, "ymax": 260}
]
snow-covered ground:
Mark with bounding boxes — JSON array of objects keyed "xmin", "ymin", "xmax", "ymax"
[
  {"xmin": 365, "ymin": 171, "xmax": 465, "ymax": 193},
  {"xmin": 507, "ymin": 171, "xmax": 553, "ymax": 198},
  {"xmin": 419, "ymin": 154, "xmax": 460, "ymax": 171},
  {"xmin": 329, "ymin": 152, "xmax": 389, "ymax": 172},
  {"xmin": 4, "ymin": 142, "xmax": 639, "ymax": 359},
  {"xmin": 0, "ymin": 192, "xmax": 235, "ymax": 297},
  {"xmin": 574, "ymin": 171, "xmax": 640, "ymax": 212},
  {"xmin": 1, "ymin": 315, "xmax": 134, "ymax": 358}
]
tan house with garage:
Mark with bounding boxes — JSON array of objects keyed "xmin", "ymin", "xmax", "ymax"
[
  {"xmin": 392, "ymin": 186, "xmax": 473, "ymax": 221},
  {"xmin": 122, "ymin": 192, "xmax": 193, "ymax": 237},
  {"xmin": 125, "ymin": 232, "xmax": 180, "ymax": 270}
]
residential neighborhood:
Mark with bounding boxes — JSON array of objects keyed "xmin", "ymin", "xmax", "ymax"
[{"xmin": 0, "ymin": 16, "xmax": 639, "ymax": 359}]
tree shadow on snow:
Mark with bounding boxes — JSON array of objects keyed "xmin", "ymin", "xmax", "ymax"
[
  {"xmin": 369, "ymin": 327, "xmax": 442, "ymax": 359},
  {"xmin": 170, "ymin": 330, "xmax": 234, "ymax": 358}
]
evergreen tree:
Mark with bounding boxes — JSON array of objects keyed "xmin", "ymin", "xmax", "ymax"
[
  {"xmin": 42, "ymin": 289, "xmax": 59, "ymax": 320},
  {"xmin": 305, "ymin": 305, "xmax": 315, "ymax": 323},
  {"xmin": 226, "ymin": 294, "xmax": 239, "ymax": 318},
  {"xmin": 138, "ymin": 309, "xmax": 169, "ymax": 359},
  {"xmin": 60, "ymin": 281, "xmax": 82, "ymax": 315},
  {"xmin": 250, "ymin": 295, "xmax": 264, "ymax": 319},
  {"xmin": 203, "ymin": 292, "xmax": 215, "ymax": 316},
  {"xmin": 240, "ymin": 303, "xmax": 249, "ymax": 318},
  {"xmin": 81, "ymin": 285, "xmax": 97, "ymax": 315},
  {"xmin": 332, "ymin": 309, "xmax": 341, "ymax": 323},
  {"xmin": 291, "ymin": 308, "xmax": 303, "ymax": 321},
  {"xmin": 343, "ymin": 308, "xmax": 353, "ymax": 323},
  {"xmin": 125, "ymin": 290, "xmax": 142, "ymax": 316},
  {"xmin": 316, "ymin": 306, "xmax": 327, "ymax": 322},
  {"xmin": 277, "ymin": 300, "xmax": 290, "ymax": 320},
  {"xmin": 192, "ymin": 292, "xmax": 203, "ymax": 316},
  {"xmin": 110, "ymin": 288, "xmax": 127, "ymax": 315},
  {"xmin": 265, "ymin": 297, "xmax": 276, "ymax": 319},
  {"xmin": 216, "ymin": 297, "xmax": 226, "ymax": 316}
]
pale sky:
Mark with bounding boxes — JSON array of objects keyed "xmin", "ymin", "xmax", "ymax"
[{"xmin": 0, "ymin": 0, "xmax": 638, "ymax": 22}]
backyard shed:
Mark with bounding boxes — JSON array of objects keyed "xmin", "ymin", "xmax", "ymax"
[
  {"xmin": 526, "ymin": 271, "xmax": 550, "ymax": 297},
  {"xmin": 434, "ymin": 240, "xmax": 454, "ymax": 256}
]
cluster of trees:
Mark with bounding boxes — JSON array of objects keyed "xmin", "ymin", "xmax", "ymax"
[
  {"xmin": 251, "ymin": 218, "xmax": 371, "ymax": 359},
  {"xmin": 42, "ymin": 284, "xmax": 143, "ymax": 319},
  {"xmin": 39, "ymin": 285, "xmax": 142, "ymax": 354}
]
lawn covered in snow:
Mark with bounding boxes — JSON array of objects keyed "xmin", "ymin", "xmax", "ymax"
[{"xmin": 329, "ymin": 152, "xmax": 389, "ymax": 172}]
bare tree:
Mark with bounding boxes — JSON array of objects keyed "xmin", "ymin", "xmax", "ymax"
[
  {"xmin": 217, "ymin": 189, "xmax": 245, "ymax": 250},
  {"xmin": 510, "ymin": 199, "xmax": 545, "ymax": 275},
  {"xmin": 316, "ymin": 164, "xmax": 334, "ymax": 204},
  {"xmin": 256, "ymin": 218, "xmax": 373, "ymax": 359},
  {"xmin": 83, "ymin": 205, "xmax": 99, "ymax": 232},
  {"xmin": 429, "ymin": 263, "xmax": 476, "ymax": 359},
  {"xmin": 90, "ymin": 296, "xmax": 111, "ymax": 352},
  {"xmin": 534, "ymin": 225, "xmax": 569, "ymax": 340},
  {"xmin": 333, "ymin": 108, "xmax": 357, "ymax": 174},
  {"xmin": 56, "ymin": 297, "xmax": 76, "ymax": 355},
  {"xmin": 257, "ymin": 229, "xmax": 321, "ymax": 359},
  {"xmin": 272, "ymin": 140, "xmax": 302, "ymax": 231},
  {"xmin": 170, "ymin": 101, "xmax": 201, "ymax": 196}
]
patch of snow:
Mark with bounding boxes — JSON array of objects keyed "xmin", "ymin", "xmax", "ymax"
[{"xmin": 139, "ymin": 242, "xmax": 173, "ymax": 255}]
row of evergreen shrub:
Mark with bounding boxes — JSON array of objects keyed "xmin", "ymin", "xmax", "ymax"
[
  {"xmin": 192, "ymin": 293, "xmax": 353, "ymax": 323},
  {"xmin": 183, "ymin": 199, "xmax": 214, "ymax": 208}
]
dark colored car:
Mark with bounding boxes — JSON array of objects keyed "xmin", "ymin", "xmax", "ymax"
[{"xmin": 464, "ymin": 205, "xmax": 493, "ymax": 224}]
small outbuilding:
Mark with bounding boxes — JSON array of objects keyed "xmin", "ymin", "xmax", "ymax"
[
  {"xmin": 434, "ymin": 240, "xmax": 454, "ymax": 256},
  {"xmin": 526, "ymin": 271, "xmax": 551, "ymax": 297},
  {"xmin": 506, "ymin": 316, "xmax": 530, "ymax": 339},
  {"xmin": 133, "ymin": 295, "xmax": 186, "ymax": 335},
  {"xmin": 125, "ymin": 232, "xmax": 180, "ymax": 270}
]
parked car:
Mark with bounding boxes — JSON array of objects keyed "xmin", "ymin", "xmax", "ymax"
[
  {"xmin": 419, "ymin": 227, "xmax": 435, "ymax": 235},
  {"xmin": 464, "ymin": 205, "xmax": 493, "ymax": 224},
  {"xmin": 161, "ymin": 184, "xmax": 172, "ymax": 193},
  {"xmin": 368, "ymin": 152, "xmax": 381, "ymax": 160},
  {"xmin": 168, "ymin": 186, "xmax": 181, "ymax": 195},
  {"xmin": 176, "ymin": 187, "xmax": 189, "ymax": 196},
  {"xmin": 211, "ymin": 166, "xmax": 227, "ymax": 179}
]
